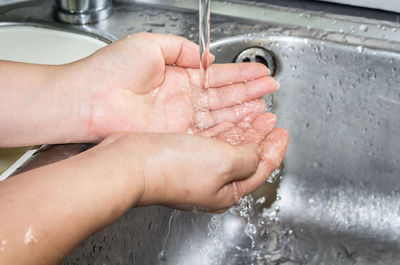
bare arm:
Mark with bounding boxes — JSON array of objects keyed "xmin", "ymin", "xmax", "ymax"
[
  {"xmin": 0, "ymin": 138, "xmax": 142, "ymax": 264},
  {"xmin": 0, "ymin": 61, "xmax": 89, "ymax": 147}
]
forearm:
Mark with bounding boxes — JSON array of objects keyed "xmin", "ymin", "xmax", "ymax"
[
  {"xmin": 0, "ymin": 60, "xmax": 92, "ymax": 147},
  {"xmin": 0, "ymin": 142, "xmax": 142, "ymax": 265}
]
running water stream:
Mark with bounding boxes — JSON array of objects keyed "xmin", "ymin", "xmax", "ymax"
[{"xmin": 199, "ymin": 0, "xmax": 211, "ymax": 91}]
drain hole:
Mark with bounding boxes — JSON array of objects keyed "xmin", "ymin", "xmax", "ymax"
[
  {"xmin": 255, "ymin": 55, "xmax": 268, "ymax": 66},
  {"xmin": 235, "ymin": 47, "xmax": 276, "ymax": 76}
]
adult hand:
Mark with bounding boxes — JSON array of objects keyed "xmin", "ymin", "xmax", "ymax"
[{"xmin": 74, "ymin": 33, "xmax": 279, "ymax": 140}]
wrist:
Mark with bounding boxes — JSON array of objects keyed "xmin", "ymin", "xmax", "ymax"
[
  {"xmin": 90, "ymin": 133, "xmax": 147, "ymax": 207},
  {"xmin": 63, "ymin": 58, "xmax": 146, "ymax": 143},
  {"xmin": 48, "ymin": 62, "xmax": 97, "ymax": 143},
  {"xmin": 46, "ymin": 60, "xmax": 117, "ymax": 144}
]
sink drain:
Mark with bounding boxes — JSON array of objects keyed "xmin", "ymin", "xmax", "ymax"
[{"xmin": 235, "ymin": 47, "xmax": 276, "ymax": 76}]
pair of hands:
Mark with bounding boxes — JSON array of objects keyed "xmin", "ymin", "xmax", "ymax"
[
  {"xmin": 74, "ymin": 32, "xmax": 288, "ymax": 212},
  {"xmin": 0, "ymin": 32, "xmax": 288, "ymax": 265}
]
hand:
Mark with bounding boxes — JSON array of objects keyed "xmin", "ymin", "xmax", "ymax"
[
  {"xmin": 73, "ymin": 33, "xmax": 279, "ymax": 141},
  {"xmin": 97, "ymin": 112, "xmax": 288, "ymax": 212}
]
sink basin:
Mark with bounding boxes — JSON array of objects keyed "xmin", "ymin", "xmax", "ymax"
[
  {"xmin": 0, "ymin": 24, "xmax": 107, "ymax": 178},
  {"xmin": 0, "ymin": 24, "xmax": 107, "ymax": 64},
  {"xmin": 1, "ymin": 1, "xmax": 400, "ymax": 264}
]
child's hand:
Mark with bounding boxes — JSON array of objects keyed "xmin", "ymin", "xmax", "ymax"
[
  {"xmin": 74, "ymin": 33, "xmax": 279, "ymax": 140},
  {"xmin": 96, "ymin": 112, "xmax": 288, "ymax": 212}
]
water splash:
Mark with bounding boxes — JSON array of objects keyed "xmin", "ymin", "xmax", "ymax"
[
  {"xmin": 202, "ymin": 194, "xmax": 294, "ymax": 264},
  {"xmin": 268, "ymin": 166, "xmax": 283, "ymax": 184},
  {"xmin": 230, "ymin": 195, "xmax": 256, "ymax": 247}
]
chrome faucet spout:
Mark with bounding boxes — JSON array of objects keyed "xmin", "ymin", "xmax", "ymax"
[{"xmin": 54, "ymin": 0, "xmax": 112, "ymax": 25}]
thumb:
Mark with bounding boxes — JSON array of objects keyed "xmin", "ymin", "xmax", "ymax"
[
  {"xmin": 136, "ymin": 33, "xmax": 204, "ymax": 68},
  {"xmin": 235, "ymin": 128, "xmax": 289, "ymax": 198}
]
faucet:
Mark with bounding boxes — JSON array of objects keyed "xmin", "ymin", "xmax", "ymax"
[{"xmin": 54, "ymin": 0, "xmax": 112, "ymax": 24}]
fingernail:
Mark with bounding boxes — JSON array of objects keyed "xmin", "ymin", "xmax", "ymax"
[
  {"xmin": 267, "ymin": 68, "xmax": 272, "ymax": 76},
  {"xmin": 207, "ymin": 53, "xmax": 215, "ymax": 65},
  {"xmin": 276, "ymin": 80, "xmax": 280, "ymax": 90}
]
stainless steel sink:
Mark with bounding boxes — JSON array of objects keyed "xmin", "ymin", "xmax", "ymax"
[
  {"xmin": 1, "ymin": 0, "xmax": 400, "ymax": 264},
  {"xmin": 211, "ymin": 33, "xmax": 400, "ymax": 264}
]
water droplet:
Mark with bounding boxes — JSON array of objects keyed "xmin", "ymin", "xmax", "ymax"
[
  {"xmin": 359, "ymin": 24, "xmax": 368, "ymax": 32},
  {"xmin": 158, "ymin": 250, "xmax": 167, "ymax": 261},
  {"xmin": 245, "ymin": 223, "xmax": 257, "ymax": 236},
  {"xmin": 268, "ymin": 168, "xmax": 282, "ymax": 183},
  {"xmin": 208, "ymin": 215, "xmax": 222, "ymax": 232},
  {"xmin": 256, "ymin": 196, "xmax": 266, "ymax": 205}
]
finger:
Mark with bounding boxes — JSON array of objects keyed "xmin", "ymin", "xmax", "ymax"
[
  {"xmin": 235, "ymin": 128, "xmax": 289, "ymax": 197},
  {"xmin": 215, "ymin": 126, "xmax": 286, "ymax": 208},
  {"xmin": 194, "ymin": 99, "xmax": 266, "ymax": 129},
  {"xmin": 236, "ymin": 112, "xmax": 260, "ymax": 128},
  {"xmin": 239, "ymin": 112, "xmax": 277, "ymax": 144},
  {"xmin": 229, "ymin": 143, "xmax": 262, "ymax": 177},
  {"xmin": 215, "ymin": 179, "xmax": 244, "ymax": 208},
  {"xmin": 217, "ymin": 113, "xmax": 260, "ymax": 145},
  {"xmin": 187, "ymin": 62, "xmax": 271, "ymax": 88},
  {"xmin": 216, "ymin": 143, "xmax": 262, "ymax": 205},
  {"xmin": 206, "ymin": 76, "xmax": 279, "ymax": 110},
  {"xmin": 218, "ymin": 113, "xmax": 277, "ymax": 181},
  {"xmin": 198, "ymin": 121, "xmax": 235, "ymax": 137},
  {"xmin": 134, "ymin": 33, "xmax": 213, "ymax": 68},
  {"xmin": 211, "ymin": 208, "xmax": 230, "ymax": 214},
  {"xmin": 201, "ymin": 50, "xmax": 215, "ymax": 69},
  {"xmin": 215, "ymin": 112, "xmax": 276, "ymax": 145},
  {"xmin": 199, "ymin": 112, "xmax": 262, "ymax": 137}
]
